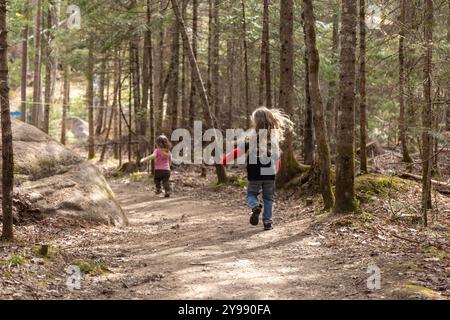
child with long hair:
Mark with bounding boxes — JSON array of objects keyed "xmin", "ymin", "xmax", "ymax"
[
  {"xmin": 222, "ymin": 107, "xmax": 293, "ymax": 230},
  {"xmin": 141, "ymin": 135, "xmax": 173, "ymax": 198}
]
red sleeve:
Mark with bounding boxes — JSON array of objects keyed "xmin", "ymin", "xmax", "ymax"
[
  {"xmin": 275, "ymin": 159, "xmax": 281, "ymax": 174},
  {"xmin": 221, "ymin": 147, "xmax": 245, "ymax": 166}
]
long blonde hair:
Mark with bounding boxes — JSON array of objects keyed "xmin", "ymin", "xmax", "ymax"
[{"xmin": 251, "ymin": 107, "xmax": 294, "ymax": 143}]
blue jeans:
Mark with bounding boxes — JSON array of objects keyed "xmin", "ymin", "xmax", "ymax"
[{"xmin": 247, "ymin": 180, "xmax": 275, "ymax": 223}]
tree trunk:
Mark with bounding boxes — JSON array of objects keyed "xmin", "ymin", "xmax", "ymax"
[
  {"xmin": 147, "ymin": 0, "xmax": 155, "ymax": 173},
  {"xmin": 302, "ymin": 13, "xmax": 315, "ymax": 166},
  {"xmin": 43, "ymin": 7, "xmax": 53, "ymax": 134},
  {"xmin": 211, "ymin": 0, "xmax": 220, "ymax": 120},
  {"xmin": 334, "ymin": 0, "xmax": 358, "ymax": 213},
  {"xmin": 399, "ymin": 0, "xmax": 413, "ymax": 163},
  {"xmin": 241, "ymin": 0, "xmax": 250, "ymax": 128},
  {"xmin": 87, "ymin": 39, "xmax": 95, "ymax": 159},
  {"xmin": 258, "ymin": 0, "xmax": 272, "ymax": 109},
  {"xmin": 95, "ymin": 58, "xmax": 106, "ymax": 135},
  {"xmin": 170, "ymin": 0, "xmax": 227, "ymax": 183},
  {"xmin": 277, "ymin": 0, "xmax": 302, "ymax": 185},
  {"xmin": 359, "ymin": 0, "xmax": 368, "ymax": 173},
  {"xmin": 326, "ymin": 12, "xmax": 339, "ymax": 151},
  {"xmin": 303, "ymin": 0, "xmax": 335, "ymax": 210},
  {"xmin": 446, "ymin": 0, "xmax": 450, "ymax": 131},
  {"xmin": 227, "ymin": 40, "xmax": 234, "ymax": 129},
  {"xmin": 20, "ymin": 25, "xmax": 29, "ymax": 123},
  {"xmin": 61, "ymin": 66, "xmax": 70, "ymax": 145},
  {"xmin": 130, "ymin": 35, "xmax": 143, "ymax": 162},
  {"xmin": 421, "ymin": 0, "xmax": 433, "ymax": 227},
  {"xmin": 0, "ymin": 0, "xmax": 14, "ymax": 240},
  {"xmin": 31, "ymin": 0, "xmax": 42, "ymax": 127},
  {"xmin": 168, "ymin": 18, "xmax": 180, "ymax": 133},
  {"xmin": 189, "ymin": 0, "xmax": 199, "ymax": 128}
]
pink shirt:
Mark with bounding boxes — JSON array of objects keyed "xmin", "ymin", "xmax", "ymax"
[{"xmin": 155, "ymin": 148, "xmax": 172, "ymax": 171}]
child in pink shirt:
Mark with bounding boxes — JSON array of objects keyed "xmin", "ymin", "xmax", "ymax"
[{"xmin": 141, "ymin": 135, "xmax": 173, "ymax": 197}]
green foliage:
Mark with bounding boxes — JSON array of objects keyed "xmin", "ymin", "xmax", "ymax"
[
  {"xmin": 72, "ymin": 259, "xmax": 110, "ymax": 275},
  {"xmin": 355, "ymin": 174, "xmax": 408, "ymax": 203}
]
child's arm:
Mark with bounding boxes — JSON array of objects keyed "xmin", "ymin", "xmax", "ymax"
[
  {"xmin": 221, "ymin": 145, "xmax": 246, "ymax": 166},
  {"xmin": 140, "ymin": 150, "xmax": 157, "ymax": 163}
]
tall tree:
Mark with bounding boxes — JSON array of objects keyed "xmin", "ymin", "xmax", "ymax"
[
  {"xmin": 189, "ymin": 0, "xmax": 199, "ymax": 128},
  {"xmin": 171, "ymin": 0, "xmax": 227, "ymax": 183},
  {"xmin": 446, "ymin": 0, "xmax": 450, "ymax": 131},
  {"xmin": 168, "ymin": 17, "xmax": 180, "ymax": 133},
  {"xmin": 0, "ymin": 0, "xmax": 14, "ymax": 240},
  {"xmin": 241, "ymin": 0, "xmax": 250, "ymax": 128},
  {"xmin": 326, "ymin": 10, "xmax": 339, "ymax": 150},
  {"xmin": 303, "ymin": 0, "xmax": 335, "ymax": 210},
  {"xmin": 302, "ymin": 12, "xmax": 315, "ymax": 165},
  {"xmin": 277, "ymin": 0, "xmax": 302, "ymax": 185},
  {"xmin": 359, "ymin": 0, "xmax": 368, "ymax": 173},
  {"xmin": 258, "ymin": 0, "xmax": 272, "ymax": 108},
  {"xmin": 211, "ymin": 0, "xmax": 220, "ymax": 119},
  {"xmin": 43, "ymin": 6, "xmax": 53, "ymax": 134},
  {"xmin": 61, "ymin": 66, "xmax": 70, "ymax": 145},
  {"xmin": 334, "ymin": 0, "xmax": 358, "ymax": 213},
  {"xmin": 20, "ymin": 4, "xmax": 30, "ymax": 123},
  {"xmin": 87, "ymin": 38, "xmax": 95, "ymax": 159},
  {"xmin": 421, "ymin": 0, "xmax": 434, "ymax": 227},
  {"xmin": 398, "ymin": 0, "xmax": 413, "ymax": 163},
  {"xmin": 31, "ymin": 0, "xmax": 42, "ymax": 127}
]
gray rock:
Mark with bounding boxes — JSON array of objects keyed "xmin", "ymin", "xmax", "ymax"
[{"xmin": 0, "ymin": 120, "xmax": 128, "ymax": 226}]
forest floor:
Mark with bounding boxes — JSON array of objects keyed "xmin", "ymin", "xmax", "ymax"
[{"xmin": 0, "ymin": 152, "xmax": 449, "ymax": 300}]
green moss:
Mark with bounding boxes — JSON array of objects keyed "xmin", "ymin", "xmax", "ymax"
[
  {"xmin": 9, "ymin": 255, "xmax": 27, "ymax": 267},
  {"xmin": 355, "ymin": 174, "xmax": 407, "ymax": 203},
  {"xmin": 31, "ymin": 245, "xmax": 59, "ymax": 259},
  {"xmin": 403, "ymin": 283, "xmax": 448, "ymax": 300},
  {"xmin": 234, "ymin": 178, "xmax": 248, "ymax": 188},
  {"xmin": 424, "ymin": 245, "xmax": 449, "ymax": 260},
  {"xmin": 72, "ymin": 260, "xmax": 110, "ymax": 275}
]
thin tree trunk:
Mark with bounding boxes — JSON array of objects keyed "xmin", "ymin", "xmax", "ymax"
[
  {"xmin": 20, "ymin": 25, "xmax": 29, "ymax": 123},
  {"xmin": 211, "ymin": 0, "xmax": 220, "ymax": 120},
  {"xmin": 130, "ymin": 35, "xmax": 143, "ymax": 162},
  {"xmin": 43, "ymin": 7, "xmax": 53, "ymax": 134},
  {"xmin": 0, "ymin": 0, "xmax": 14, "ymax": 240},
  {"xmin": 446, "ymin": 0, "xmax": 450, "ymax": 131},
  {"xmin": 147, "ymin": 0, "xmax": 155, "ymax": 173},
  {"xmin": 302, "ymin": 12, "xmax": 315, "ymax": 165},
  {"xmin": 189, "ymin": 0, "xmax": 199, "ymax": 128},
  {"xmin": 334, "ymin": 0, "xmax": 358, "ymax": 213},
  {"xmin": 277, "ymin": 0, "xmax": 302, "ymax": 185},
  {"xmin": 61, "ymin": 66, "xmax": 70, "ymax": 145},
  {"xmin": 326, "ymin": 12, "xmax": 339, "ymax": 150},
  {"xmin": 168, "ymin": 18, "xmax": 180, "ymax": 133},
  {"xmin": 227, "ymin": 40, "xmax": 234, "ymax": 129},
  {"xmin": 258, "ymin": 0, "xmax": 272, "ymax": 108},
  {"xmin": 100, "ymin": 52, "xmax": 120, "ymax": 162},
  {"xmin": 421, "ymin": 0, "xmax": 434, "ymax": 227},
  {"xmin": 95, "ymin": 58, "xmax": 106, "ymax": 135},
  {"xmin": 241, "ymin": 0, "xmax": 250, "ymax": 128},
  {"xmin": 399, "ymin": 0, "xmax": 413, "ymax": 163},
  {"xmin": 359, "ymin": 0, "xmax": 368, "ymax": 173},
  {"xmin": 31, "ymin": 0, "xmax": 42, "ymax": 127},
  {"xmin": 171, "ymin": 0, "xmax": 227, "ymax": 183},
  {"xmin": 87, "ymin": 39, "xmax": 95, "ymax": 159},
  {"xmin": 303, "ymin": 0, "xmax": 335, "ymax": 210}
]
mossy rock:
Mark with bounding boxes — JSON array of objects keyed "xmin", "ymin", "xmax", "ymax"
[{"xmin": 355, "ymin": 174, "xmax": 408, "ymax": 203}]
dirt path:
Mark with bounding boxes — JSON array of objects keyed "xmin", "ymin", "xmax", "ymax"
[{"xmin": 72, "ymin": 180, "xmax": 384, "ymax": 300}]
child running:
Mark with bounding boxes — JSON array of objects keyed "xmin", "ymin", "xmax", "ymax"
[
  {"xmin": 221, "ymin": 107, "xmax": 293, "ymax": 231},
  {"xmin": 141, "ymin": 135, "xmax": 173, "ymax": 198}
]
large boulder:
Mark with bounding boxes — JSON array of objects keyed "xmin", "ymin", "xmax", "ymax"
[{"xmin": 0, "ymin": 120, "xmax": 128, "ymax": 226}]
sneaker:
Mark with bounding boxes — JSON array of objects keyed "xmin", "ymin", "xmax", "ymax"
[
  {"xmin": 263, "ymin": 221, "xmax": 273, "ymax": 231},
  {"xmin": 164, "ymin": 193, "xmax": 171, "ymax": 198},
  {"xmin": 249, "ymin": 205, "xmax": 262, "ymax": 226},
  {"xmin": 155, "ymin": 190, "xmax": 162, "ymax": 195}
]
